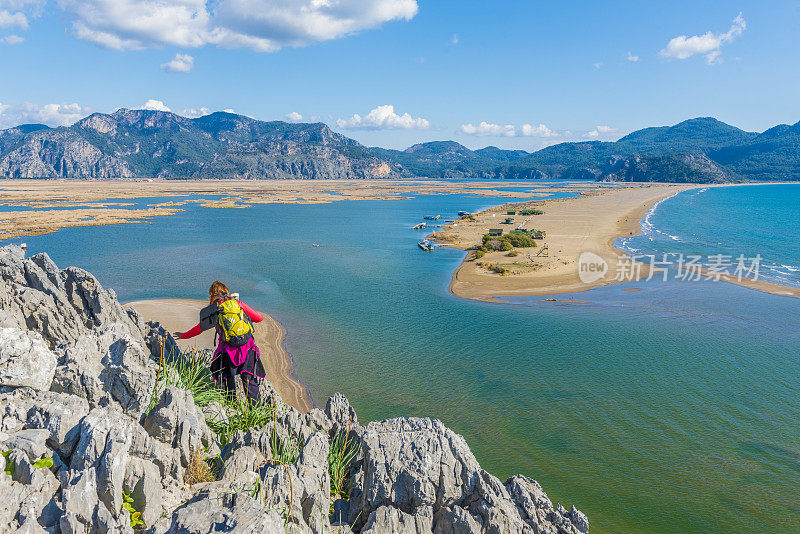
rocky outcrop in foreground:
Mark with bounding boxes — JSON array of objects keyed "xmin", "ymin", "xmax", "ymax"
[{"xmin": 0, "ymin": 244, "xmax": 588, "ymax": 533}]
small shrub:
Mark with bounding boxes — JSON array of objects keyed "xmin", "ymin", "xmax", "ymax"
[
  {"xmin": 122, "ymin": 490, "xmax": 144, "ymax": 528},
  {"xmin": 484, "ymin": 263, "xmax": 510, "ymax": 275},
  {"xmin": 2, "ymin": 451, "xmax": 14, "ymax": 476},
  {"xmin": 507, "ymin": 250, "xmax": 519, "ymax": 257},
  {"xmin": 473, "ymin": 250, "xmax": 485, "ymax": 260},
  {"xmin": 185, "ymin": 449, "xmax": 216, "ymax": 485},
  {"xmin": 33, "ymin": 457, "xmax": 53, "ymax": 470}
]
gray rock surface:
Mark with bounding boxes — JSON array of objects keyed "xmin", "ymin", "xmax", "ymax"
[
  {"xmin": 358, "ymin": 417, "xmax": 481, "ymax": 515},
  {"xmin": 0, "ymin": 328, "xmax": 57, "ymax": 391},
  {"xmin": 143, "ymin": 386, "xmax": 210, "ymax": 467},
  {"xmin": 146, "ymin": 491, "xmax": 285, "ymax": 534},
  {"xmin": 362, "ymin": 505, "xmax": 434, "ymax": 533}
]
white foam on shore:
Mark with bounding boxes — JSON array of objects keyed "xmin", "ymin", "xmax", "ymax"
[{"xmin": 639, "ymin": 189, "xmax": 694, "ymax": 242}]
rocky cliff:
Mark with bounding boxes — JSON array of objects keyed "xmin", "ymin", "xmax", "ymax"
[
  {"xmin": 0, "ymin": 110, "xmax": 403, "ymax": 180},
  {"xmin": 0, "ymin": 245, "xmax": 588, "ymax": 533}
]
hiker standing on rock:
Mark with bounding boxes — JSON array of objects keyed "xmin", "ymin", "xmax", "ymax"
[{"xmin": 174, "ymin": 281, "xmax": 265, "ymax": 403}]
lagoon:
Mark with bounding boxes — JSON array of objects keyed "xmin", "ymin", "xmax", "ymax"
[{"xmin": 9, "ymin": 184, "xmax": 800, "ymax": 534}]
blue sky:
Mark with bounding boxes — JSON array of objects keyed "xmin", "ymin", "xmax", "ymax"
[{"xmin": 0, "ymin": 0, "xmax": 798, "ymax": 150}]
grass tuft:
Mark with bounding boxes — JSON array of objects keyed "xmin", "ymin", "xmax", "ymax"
[
  {"xmin": 328, "ymin": 428, "xmax": 359, "ymax": 499},
  {"xmin": 148, "ymin": 346, "xmax": 226, "ymax": 413}
]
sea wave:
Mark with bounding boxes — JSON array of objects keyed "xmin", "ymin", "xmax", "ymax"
[{"xmin": 640, "ymin": 190, "xmax": 687, "ymax": 242}]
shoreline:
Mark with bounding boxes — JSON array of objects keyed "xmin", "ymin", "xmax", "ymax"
[
  {"xmin": 437, "ymin": 183, "xmax": 800, "ymax": 302},
  {"xmin": 126, "ymin": 298, "xmax": 312, "ymax": 413}
]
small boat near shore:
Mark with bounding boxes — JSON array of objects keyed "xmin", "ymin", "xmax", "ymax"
[
  {"xmin": 418, "ymin": 240, "xmax": 434, "ymax": 251},
  {"xmin": 423, "ymin": 215, "xmax": 441, "ymax": 220},
  {"xmin": 412, "ymin": 223, "xmax": 427, "ymax": 229}
]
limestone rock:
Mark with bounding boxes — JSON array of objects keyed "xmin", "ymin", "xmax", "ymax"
[
  {"xmin": 52, "ymin": 325, "xmax": 156, "ymax": 416},
  {"xmin": 0, "ymin": 328, "xmax": 57, "ymax": 391},
  {"xmin": 358, "ymin": 418, "xmax": 481, "ymax": 516},
  {"xmin": 325, "ymin": 393, "xmax": 358, "ymax": 427},
  {"xmin": 433, "ymin": 506, "xmax": 483, "ymax": 534},
  {"xmin": 146, "ymin": 491, "xmax": 285, "ymax": 534},
  {"xmin": 143, "ymin": 386, "xmax": 210, "ymax": 467},
  {"xmin": 362, "ymin": 505, "xmax": 434, "ymax": 533},
  {"xmin": 3, "ymin": 430, "xmax": 50, "ymax": 462}
]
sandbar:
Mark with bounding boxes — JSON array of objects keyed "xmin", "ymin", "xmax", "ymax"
[{"xmin": 431, "ymin": 184, "xmax": 800, "ymax": 301}]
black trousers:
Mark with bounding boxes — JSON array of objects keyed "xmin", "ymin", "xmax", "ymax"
[
  {"xmin": 211, "ymin": 344, "xmax": 263, "ymax": 404},
  {"xmin": 219, "ymin": 372, "xmax": 261, "ymax": 404}
]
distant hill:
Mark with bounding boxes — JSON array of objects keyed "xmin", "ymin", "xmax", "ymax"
[
  {"xmin": 0, "ymin": 110, "xmax": 798, "ymax": 182},
  {"xmin": 0, "ymin": 109, "xmax": 397, "ymax": 180}
]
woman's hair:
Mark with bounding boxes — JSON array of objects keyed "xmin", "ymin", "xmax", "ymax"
[{"xmin": 209, "ymin": 280, "xmax": 229, "ymax": 303}]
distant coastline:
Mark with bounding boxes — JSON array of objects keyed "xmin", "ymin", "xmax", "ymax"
[{"xmin": 435, "ymin": 182, "xmax": 800, "ymax": 302}]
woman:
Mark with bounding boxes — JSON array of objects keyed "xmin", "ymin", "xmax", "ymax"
[{"xmin": 175, "ymin": 281, "xmax": 266, "ymax": 403}]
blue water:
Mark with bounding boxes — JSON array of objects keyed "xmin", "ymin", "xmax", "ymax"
[
  {"xmin": 4, "ymin": 185, "xmax": 800, "ymax": 534},
  {"xmin": 619, "ymin": 184, "xmax": 800, "ymax": 288}
]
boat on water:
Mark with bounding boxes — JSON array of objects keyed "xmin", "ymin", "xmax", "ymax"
[
  {"xmin": 458, "ymin": 211, "xmax": 471, "ymax": 217},
  {"xmin": 423, "ymin": 215, "xmax": 441, "ymax": 220},
  {"xmin": 412, "ymin": 223, "xmax": 427, "ymax": 229},
  {"xmin": 418, "ymin": 240, "xmax": 434, "ymax": 251}
]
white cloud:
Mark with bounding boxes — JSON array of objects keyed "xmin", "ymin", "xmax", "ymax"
[
  {"xmin": 222, "ymin": 108, "xmax": 235, "ymax": 113},
  {"xmin": 626, "ymin": 51, "xmax": 639, "ymax": 62},
  {"xmin": 459, "ymin": 121, "xmax": 557, "ymax": 138},
  {"xmin": 139, "ymin": 99, "xmax": 171, "ymax": 112},
  {"xmin": 180, "ymin": 106, "xmax": 211, "ymax": 118},
  {"xmin": 0, "ymin": 102, "xmax": 91, "ymax": 128},
  {"xmin": 585, "ymin": 125, "xmax": 619, "ymax": 139},
  {"xmin": 520, "ymin": 123, "xmax": 557, "ymax": 138},
  {"xmin": 593, "ymin": 62, "xmax": 603, "ymax": 69},
  {"xmin": 451, "ymin": 33, "xmax": 458, "ymax": 45},
  {"xmin": 336, "ymin": 104, "xmax": 429, "ymax": 130},
  {"xmin": 459, "ymin": 122, "xmax": 515, "ymax": 137},
  {"xmin": 54, "ymin": 0, "xmax": 418, "ymax": 52},
  {"xmin": 161, "ymin": 52, "xmax": 194, "ymax": 73},
  {"xmin": 285, "ymin": 111, "xmax": 302, "ymax": 123},
  {"xmin": 0, "ymin": 9, "xmax": 27, "ymax": 28},
  {"xmin": 1, "ymin": 34, "xmax": 23, "ymax": 43},
  {"xmin": 660, "ymin": 13, "xmax": 745, "ymax": 65}
]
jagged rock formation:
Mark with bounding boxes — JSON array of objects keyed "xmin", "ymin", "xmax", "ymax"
[
  {"xmin": 0, "ymin": 244, "xmax": 589, "ymax": 533},
  {"xmin": 0, "ymin": 110, "xmax": 402, "ymax": 180}
]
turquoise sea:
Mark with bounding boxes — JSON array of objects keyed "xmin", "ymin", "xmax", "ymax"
[{"xmin": 5, "ymin": 183, "xmax": 800, "ymax": 534}]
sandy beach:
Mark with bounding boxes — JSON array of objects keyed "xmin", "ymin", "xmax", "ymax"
[
  {"xmin": 126, "ymin": 299, "xmax": 312, "ymax": 413},
  {"xmin": 432, "ymin": 184, "xmax": 800, "ymax": 301}
]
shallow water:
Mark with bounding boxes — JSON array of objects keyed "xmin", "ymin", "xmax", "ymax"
[
  {"xmin": 5, "ymin": 185, "xmax": 800, "ymax": 534},
  {"xmin": 619, "ymin": 184, "xmax": 800, "ymax": 288}
]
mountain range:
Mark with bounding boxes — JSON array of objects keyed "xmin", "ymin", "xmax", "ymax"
[{"xmin": 1, "ymin": 109, "xmax": 799, "ymax": 182}]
